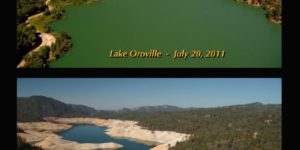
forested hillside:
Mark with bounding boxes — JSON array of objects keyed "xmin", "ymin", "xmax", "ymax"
[
  {"xmin": 17, "ymin": 0, "xmax": 45, "ymax": 63},
  {"xmin": 102, "ymin": 103, "xmax": 281, "ymax": 150},
  {"xmin": 17, "ymin": 96, "xmax": 97, "ymax": 121}
]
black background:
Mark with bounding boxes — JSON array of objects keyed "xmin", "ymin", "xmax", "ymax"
[{"xmin": 4, "ymin": 0, "xmax": 299, "ymax": 149}]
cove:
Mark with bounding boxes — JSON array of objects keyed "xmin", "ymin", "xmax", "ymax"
[
  {"xmin": 50, "ymin": 0, "xmax": 281, "ymax": 68},
  {"xmin": 60, "ymin": 125, "xmax": 152, "ymax": 150}
]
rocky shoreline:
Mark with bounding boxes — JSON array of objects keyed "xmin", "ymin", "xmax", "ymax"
[
  {"xmin": 236, "ymin": 0, "xmax": 282, "ymax": 24},
  {"xmin": 17, "ymin": 117, "xmax": 190, "ymax": 150}
]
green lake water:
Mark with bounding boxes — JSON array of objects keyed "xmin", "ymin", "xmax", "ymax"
[{"xmin": 50, "ymin": 0, "xmax": 281, "ymax": 68}]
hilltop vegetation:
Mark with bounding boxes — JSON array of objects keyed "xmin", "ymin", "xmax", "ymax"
[
  {"xmin": 236, "ymin": 0, "xmax": 282, "ymax": 24},
  {"xmin": 17, "ymin": 96, "xmax": 97, "ymax": 121}
]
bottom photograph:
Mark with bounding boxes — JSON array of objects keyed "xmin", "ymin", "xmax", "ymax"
[{"xmin": 17, "ymin": 78, "xmax": 281, "ymax": 150}]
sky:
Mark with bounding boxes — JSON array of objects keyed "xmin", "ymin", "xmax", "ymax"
[{"xmin": 17, "ymin": 78, "xmax": 281, "ymax": 110}]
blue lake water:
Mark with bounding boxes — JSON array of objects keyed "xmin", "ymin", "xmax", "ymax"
[{"xmin": 60, "ymin": 124, "xmax": 152, "ymax": 150}]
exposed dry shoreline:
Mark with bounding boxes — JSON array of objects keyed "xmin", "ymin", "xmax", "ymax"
[{"xmin": 17, "ymin": 117, "xmax": 190, "ymax": 150}]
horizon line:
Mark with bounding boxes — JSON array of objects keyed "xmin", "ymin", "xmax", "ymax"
[{"xmin": 17, "ymin": 95, "xmax": 282, "ymax": 111}]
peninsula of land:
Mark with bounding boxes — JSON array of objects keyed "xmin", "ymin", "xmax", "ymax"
[{"xmin": 17, "ymin": 0, "xmax": 98, "ymax": 68}]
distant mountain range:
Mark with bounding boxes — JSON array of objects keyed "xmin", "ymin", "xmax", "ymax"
[
  {"xmin": 17, "ymin": 96, "xmax": 97, "ymax": 121},
  {"xmin": 119, "ymin": 105, "xmax": 184, "ymax": 113},
  {"xmin": 17, "ymin": 96, "xmax": 281, "ymax": 122}
]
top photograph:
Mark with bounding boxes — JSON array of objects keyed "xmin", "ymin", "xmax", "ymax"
[{"xmin": 16, "ymin": 0, "xmax": 282, "ymax": 68}]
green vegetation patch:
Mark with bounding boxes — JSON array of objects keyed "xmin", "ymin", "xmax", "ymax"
[
  {"xmin": 17, "ymin": 0, "xmax": 99, "ymax": 68},
  {"xmin": 102, "ymin": 103, "xmax": 281, "ymax": 150},
  {"xmin": 24, "ymin": 32, "xmax": 72, "ymax": 68}
]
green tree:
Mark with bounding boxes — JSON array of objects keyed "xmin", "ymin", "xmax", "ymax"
[
  {"xmin": 24, "ymin": 51, "xmax": 47, "ymax": 68},
  {"xmin": 17, "ymin": 23, "xmax": 41, "ymax": 62}
]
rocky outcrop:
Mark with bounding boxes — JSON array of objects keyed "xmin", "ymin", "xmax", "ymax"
[
  {"xmin": 236, "ymin": 0, "xmax": 282, "ymax": 24},
  {"xmin": 18, "ymin": 121, "xmax": 71, "ymax": 132},
  {"xmin": 18, "ymin": 117, "xmax": 190, "ymax": 150}
]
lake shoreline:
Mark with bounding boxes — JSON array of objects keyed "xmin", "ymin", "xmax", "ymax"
[
  {"xmin": 17, "ymin": 117, "xmax": 190, "ymax": 150},
  {"xmin": 17, "ymin": 0, "xmax": 56, "ymax": 68},
  {"xmin": 19, "ymin": 0, "xmax": 281, "ymax": 68},
  {"xmin": 235, "ymin": 0, "xmax": 282, "ymax": 24},
  {"xmin": 17, "ymin": 0, "xmax": 100, "ymax": 68}
]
